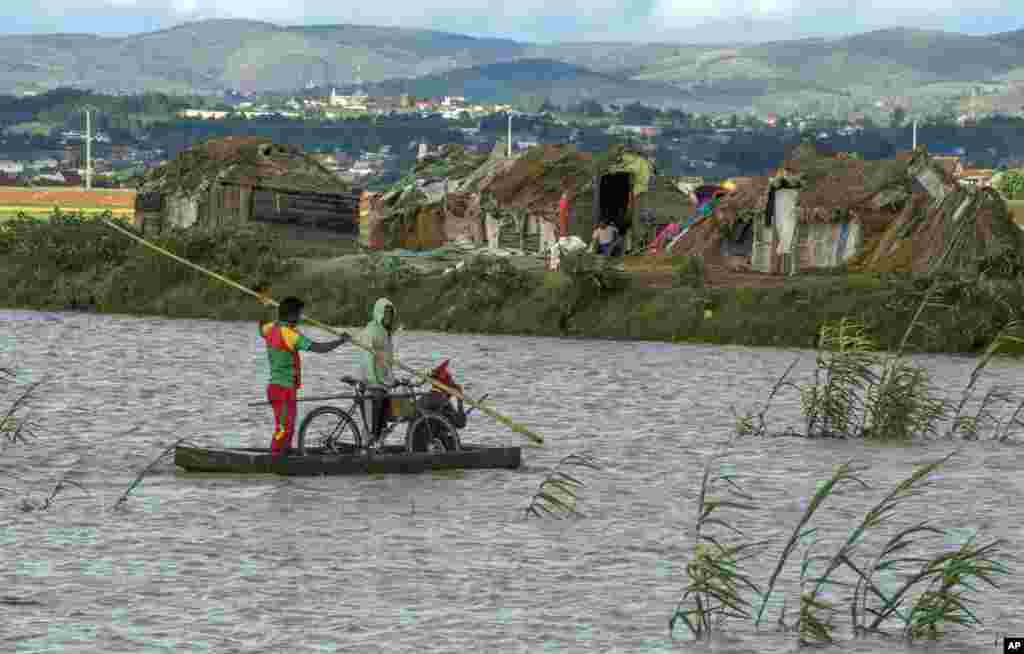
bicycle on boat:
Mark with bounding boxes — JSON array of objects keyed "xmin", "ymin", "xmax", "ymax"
[{"xmin": 296, "ymin": 375, "xmax": 464, "ymax": 455}]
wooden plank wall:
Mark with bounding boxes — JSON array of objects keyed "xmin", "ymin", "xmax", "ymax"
[{"xmin": 249, "ymin": 186, "xmax": 361, "ymax": 235}]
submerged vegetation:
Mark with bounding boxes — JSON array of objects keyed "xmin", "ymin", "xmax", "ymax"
[
  {"xmin": 670, "ymin": 257, "xmax": 1020, "ymax": 646},
  {"xmin": 671, "ymin": 448, "xmax": 1010, "ymax": 645},
  {"xmin": 524, "ymin": 452, "xmax": 601, "ymax": 519}
]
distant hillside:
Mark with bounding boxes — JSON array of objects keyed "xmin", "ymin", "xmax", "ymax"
[
  {"xmin": 991, "ymin": 28, "xmax": 1024, "ymax": 49},
  {"xmin": 519, "ymin": 43, "xmax": 685, "ymax": 76},
  {"xmin": 351, "ymin": 58, "xmax": 726, "ymax": 111},
  {"xmin": 628, "ymin": 28, "xmax": 1024, "ymax": 116},
  {"xmin": 2, "ymin": 21, "xmax": 1024, "ymax": 116},
  {"xmin": 0, "ymin": 20, "xmax": 528, "ymax": 95}
]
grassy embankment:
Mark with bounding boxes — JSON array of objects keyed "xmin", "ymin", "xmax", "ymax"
[{"xmin": 1, "ymin": 212, "xmax": 1023, "ymax": 355}]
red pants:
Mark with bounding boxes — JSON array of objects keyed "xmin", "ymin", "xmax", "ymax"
[{"xmin": 267, "ymin": 384, "xmax": 297, "ymax": 458}]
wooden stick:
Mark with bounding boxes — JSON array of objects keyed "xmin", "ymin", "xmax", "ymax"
[
  {"xmin": 246, "ymin": 392, "xmax": 418, "ymax": 407},
  {"xmin": 102, "ymin": 218, "xmax": 544, "ymax": 444}
]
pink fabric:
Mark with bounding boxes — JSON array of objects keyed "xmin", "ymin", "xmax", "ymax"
[{"xmin": 648, "ymin": 223, "xmax": 682, "ymax": 254}]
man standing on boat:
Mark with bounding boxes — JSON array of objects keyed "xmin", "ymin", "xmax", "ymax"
[
  {"xmin": 261, "ymin": 296, "xmax": 350, "ymax": 460},
  {"xmin": 360, "ymin": 297, "xmax": 397, "ymax": 450}
]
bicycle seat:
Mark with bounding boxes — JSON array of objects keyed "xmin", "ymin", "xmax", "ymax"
[{"xmin": 341, "ymin": 375, "xmax": 362, "ymax": 386}]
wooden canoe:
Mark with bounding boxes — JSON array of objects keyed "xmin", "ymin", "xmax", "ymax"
[{"xmin": 174, "ymin": 444, "xmax": 521, "ymax": 476}]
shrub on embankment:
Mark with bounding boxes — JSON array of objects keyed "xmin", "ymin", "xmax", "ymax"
[{"xmin": 2, "ymin": 214, "xmax": 1024, "ymax": 355}]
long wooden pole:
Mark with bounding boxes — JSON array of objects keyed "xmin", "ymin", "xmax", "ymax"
[{"xmin": 101, "ymin": 218, "xmax": 544, "ymax": 444}]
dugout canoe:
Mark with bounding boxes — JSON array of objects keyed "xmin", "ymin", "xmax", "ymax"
[{"xmin": 174, "ymin": 443, "xmax": 521, "ymax": 476}]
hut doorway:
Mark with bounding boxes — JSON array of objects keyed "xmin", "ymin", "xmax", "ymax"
[{"xmin": 599, "ymin": 172, "xmax": 632, "ymax": 231}]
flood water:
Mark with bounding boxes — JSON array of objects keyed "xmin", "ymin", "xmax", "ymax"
[{"xmin": 2, "ymin": 308, "xmax": 1023, "ymax": 653}]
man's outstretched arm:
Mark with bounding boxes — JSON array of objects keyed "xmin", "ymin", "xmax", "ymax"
[{"xmin": 308, "ymin": 333, "xmax": 351, "ymax": 353}]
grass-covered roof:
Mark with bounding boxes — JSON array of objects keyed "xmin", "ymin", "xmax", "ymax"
[{"xmin": 138, "ymin": 136, "xmax": 350, "ymax": 197}]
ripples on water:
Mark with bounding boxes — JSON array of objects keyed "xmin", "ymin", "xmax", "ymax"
[{"xmin": 1, "ymin": 309, "xmax": 1022, "ymax": 653}]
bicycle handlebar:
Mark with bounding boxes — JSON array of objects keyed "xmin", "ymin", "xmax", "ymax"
[{"xmin": 340, "ymin": 376, "xmax": 418, "ymax": 389}]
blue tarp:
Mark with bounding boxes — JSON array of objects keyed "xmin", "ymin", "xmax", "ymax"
[{"xmin": 835, "ymin": 222, "xmax": 850, "ymax": 263}]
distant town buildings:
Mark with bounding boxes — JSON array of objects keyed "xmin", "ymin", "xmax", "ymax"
[
  {"xmin": 178, "ymin": 109, "xmax": 230, "ymax": 120},
  {"xmin": 0, "ymin": 160, "xmax": 24, "ymax": 175},
  {"xmin": 178, "ymin": 91, "xmax": 513, "ymax": 123}
]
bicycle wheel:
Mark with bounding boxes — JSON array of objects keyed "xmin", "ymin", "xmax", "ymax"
[
  {"xmin": 405, "ymin": 412, "xmax": 459, "ymax": 454},
  {"xmin": 297, "ymin": 406, "xmax": 362, "ymax": 455}
]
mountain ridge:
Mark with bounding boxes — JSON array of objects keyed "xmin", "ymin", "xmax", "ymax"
[{"xmin": 2, "ymin": 21, "xmax": 1023, "ymax": 114}]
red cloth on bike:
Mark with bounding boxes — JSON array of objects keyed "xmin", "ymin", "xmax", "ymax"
[
  {"xmin": 267, "ymin": 383, "xmax": 297, "ymax": 458},
  {"xmin": 430, "ymin": 360, "xmax": 461, "ymax": 395}
]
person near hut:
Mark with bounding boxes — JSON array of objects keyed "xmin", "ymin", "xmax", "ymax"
[
  {"xmin": 559, "ymin": 184, "xmax": 573, "ymax": 239},
  {"xmin": 591, "ymin": 220, "xmax": 623, "ymax": 256},
  {"xmin": 260, "ymin": 296, "xmax": 351, "ymax": 460},
  {"xmin": 360, "ymin": 297, "xmax": 398, "ymax": 449}
]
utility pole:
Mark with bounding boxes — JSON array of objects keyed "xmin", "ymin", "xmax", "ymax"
[
  {"xmin": 82, "ymin": 106, "xmax": 95, "ymax": 191},
  {"xmin": 912, "ymin": 119, "xmax": 918, "ymax": 150}
]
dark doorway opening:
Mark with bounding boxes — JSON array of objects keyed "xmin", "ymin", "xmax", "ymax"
[{"xmin": 599, "ymin": 172, "xmax": 632, "ymax": 233}]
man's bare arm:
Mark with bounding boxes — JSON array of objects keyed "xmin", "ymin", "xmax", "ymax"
[{"xmin": 309, "ymin": 333, "xmax": 351, "ymax": 353}]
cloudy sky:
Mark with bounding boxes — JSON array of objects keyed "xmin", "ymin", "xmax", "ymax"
[{"xmin": 4, "ymin": 0, "xmax": 1023, "ymax": 43}]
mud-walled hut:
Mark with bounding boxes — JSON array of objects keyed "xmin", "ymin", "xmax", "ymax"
[
  {"xmin": 745, "ymin": 146, "xmax": 920, "ymax": 274},
  {"xmin": 134, "ymin": 136, "xmax": 357, "ymax": 236},
  {"xmin": 668, "ymin": 144, "xmax": 1024, "ymax": 276},
  {"xmin": 360, "ymin": 143, "xmax": 663, "ymax": 253}
]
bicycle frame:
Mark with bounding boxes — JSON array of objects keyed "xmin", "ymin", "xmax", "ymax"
[
  {"xmin": 336, "ymin": 380, "xmax": 425, "ymax": 445},
  {"xmin": 298, "ymin": 374, "xmax": 471, "ymax": 454}
]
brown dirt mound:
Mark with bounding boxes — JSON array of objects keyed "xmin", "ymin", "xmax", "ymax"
[
  {"xmin": 485, "ymin": 145, "xmax": 592, "ymax": 214},
  {"xmin": 200, "ymin": 136, "xmax": 274, "ymax": 161},
  {"xmin": 785, "ymin": 155, "xmax": 895, "ymax": 209},
  {"xmin": 669, "ymin": 217, "xmax": 727, "ymax": 265},
  {"xmin": 854, "ymin": 186, "xmax": 1024, "ymax": 274},
  {"xmin": 715, "ymin": 177, "xmax": 772, "ymax": 226}
]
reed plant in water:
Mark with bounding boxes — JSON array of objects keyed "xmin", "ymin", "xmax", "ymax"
[
  {"xmin": 800, "ymin": 318, "xmax": 877, "ymax": 438},
  {"xmin": 670, "ymin": 448, "xmax": 767, "ymax": 639},
  {"xmin": 1, "ymin": 365, "xmax": 90, "ymax": 511},
  {"xmin": 524, "ymin": 452, "xmax": 601, "ymax": 519},
  {"xmin": 946, "ymin": 320, "xmax": 1024, "ymax": 440},
  {"xmin": 670, "ymin": 451, "xmax": 1009, "ymax": 644},
  {"xmin": 0, "ymin": 366, "xmax": 43, "ymax": 447},
  {"xmin": 794, "ymin": 317, "xmax": 950, "ymax": 441}
]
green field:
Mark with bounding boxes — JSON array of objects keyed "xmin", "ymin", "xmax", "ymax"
[{"xmin": 0, "ymin": 207, "xmax": 134, "ymax": 220}]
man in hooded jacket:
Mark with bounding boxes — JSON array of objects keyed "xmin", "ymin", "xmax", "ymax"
[{"xmin": 360, "ymin": 298, "xmax": 397, "ymax": 447}]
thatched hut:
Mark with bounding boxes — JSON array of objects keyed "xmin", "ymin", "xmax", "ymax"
[
  {"xmin": 749, "ymin": 148, "xmax": 917, "ymax": 274},
  {"xmin": 854, "ymin": 154, "xmax": 1024, "ymax": 275},
  {"xmin": 134, "ymin": 137, "xmax": 356, "ymax": 236},
  {"xmin": 361, "ymin": 143, "xmax": 664, "ymax": 254},
  {"xmin": 669, "ymin": 145, "xmax": 1024, "ymax": 276}
]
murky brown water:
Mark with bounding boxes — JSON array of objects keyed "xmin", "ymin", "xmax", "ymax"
[{"xmin": 2, "ymin": 309, "xmax": 1023, "ymax": 653}]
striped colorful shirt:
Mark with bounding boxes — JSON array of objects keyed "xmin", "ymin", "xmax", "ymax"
[{"xmin": 260, "ymin": 321, "xmax": 312, "ymax": 388}]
